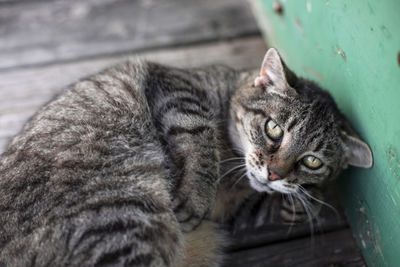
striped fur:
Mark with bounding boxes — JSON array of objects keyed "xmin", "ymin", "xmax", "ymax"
[
  {"xmin": 0, "ymin": 60, "xmax": 241, "ymax": 266},
  {"xmin": 225, "ymin": 48, "xmax": 372, "ymax": 226},
  {"xmin": 0, "ymin": 62, "xmax": 184, "ymax": 266},
  {"xmin": 0, "ymin": 50, "xmax": 372, "ymax": 266}
]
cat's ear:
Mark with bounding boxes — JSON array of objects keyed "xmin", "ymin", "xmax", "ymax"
[
  {"xmin": 341, "ymin": 131, "xmax": 374, "ymax": 168},
  {"xmin": 254, "ymin": 48, "xmax": 297, "ymax": 96}
]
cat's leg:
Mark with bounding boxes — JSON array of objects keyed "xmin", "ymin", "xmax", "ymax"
[
  {"xmin": 178, "ymin": 220, "xmax": 226, "ymax": 267},
  {"xmin": 165, "ymin": 120, "xmax": 220, "ymax": 232},
  {"xmin": 145, "ymin": 66, "xmax": 222, "ymax": 232},
  {"xmin": 170, "ymin": 129, "xmax": 220, "ymax": 232}
]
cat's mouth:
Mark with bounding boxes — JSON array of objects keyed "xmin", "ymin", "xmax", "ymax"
[
  {"xmin": 246, "ymin": 168, "xmax": 298, "ymax": 194},
  {"xmin": 247, "ymin": 171, "xmax": 274, "ymax": 193},
  {"xmin": 244, "ymin": 151, "xmax": 298, "ymax": 194}
]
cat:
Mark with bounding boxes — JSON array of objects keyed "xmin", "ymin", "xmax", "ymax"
[{"xmin": 0, "ymin": 48, "xmax": 373, "ymax": 266}]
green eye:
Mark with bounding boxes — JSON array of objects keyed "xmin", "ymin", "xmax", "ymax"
[
  {"xmin": 265, "ymin": 119, "xmax": 283, "ymax": 140},
  {"xmin": 302, "ymin": 155, "xmax": 323, "ymax": 170}
]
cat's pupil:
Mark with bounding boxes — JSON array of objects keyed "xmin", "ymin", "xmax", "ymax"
[
  {"xmin": 265, "ymin": 119, "xmax": 283, "ymax": 140},
  {"xmin": 302, "ymin": 155, "xmax": 323, "ymax": 169}
]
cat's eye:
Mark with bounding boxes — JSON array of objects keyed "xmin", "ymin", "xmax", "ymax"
[
  {"xmin": 265, "ymin": 119, "xmax": 283, "ymax": 140},
  {"xmin": 302, "ymin": 155, "xmax": 323, "ymax": 170}
]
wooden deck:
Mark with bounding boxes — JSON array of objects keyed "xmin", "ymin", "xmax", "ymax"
[{"xmin": 0, "ymin": 0, "xmax": 365, "ymax": 265}]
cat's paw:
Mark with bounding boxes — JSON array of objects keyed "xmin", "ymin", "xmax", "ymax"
[{"xmin": 172, "ymin": 196, "xmax": 208, "ymax": 232}]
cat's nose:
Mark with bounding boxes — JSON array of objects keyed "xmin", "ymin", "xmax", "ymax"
[{"xmin": 268, "ymin": 169, "xmax": 282, "ymax": 181}]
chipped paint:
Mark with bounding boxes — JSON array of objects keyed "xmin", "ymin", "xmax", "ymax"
[
  {"xmin": 306, "ymin": 0, "xmax": 312, "ymax": 13},
  {"xmin": 295, "ymin": 17, "xmax": 304, "ymax": 34},
  {"xmin": 357, "ymin": 203, "xmax": 382, "ymax": 266},
  {"xmin": 380, "ymin": 25, "xmax": 392, "ymax": 39},
  {"xmin": 397, "ymin": 52, "xmax": 400, "ymax": 68},
  {"xmin": 309, "ymin": 68, "xmax": 323, "ymax": 81},
  {"xmin": 386, "ymin": 146, "xmax": 400, "ymax": 181},
  {"xmin": 390, "ymin": 195, "xmax": 398, "ymax": 206},
  {"xmin": 273, "ymin": 1, "xmax": 283, "ymax": 15},
  {"xmin": 355, "ymin": 199, "xmax": 389, "ymax": 267},
  {"xmin": 303, "ymin": 66, "xmax": 324, "ymax": 82},
  {"xmin": 337, "ymin": 49, "xmax": 346, "ymax": 60}
]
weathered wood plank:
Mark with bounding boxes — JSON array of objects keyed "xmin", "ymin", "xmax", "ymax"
[
  {"xmin": 228, "ymin": 215, "xmax": 348, "ymax": 252},
  {"xmin": 223, "ymin": 229, "xmax": 365, "ymax": 267},
  {"xmin": 0, "ymin": 1, "xmax": 366, "ymax": 265},
  {"xmin": 0, "ymin": 36, "xmax": 267, "ymax": 153},
  {"xmin": 0, "ymin": 0, "xmax": 259, "ymax": 70}
]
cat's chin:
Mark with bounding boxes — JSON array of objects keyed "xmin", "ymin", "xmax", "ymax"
[
  {"xmin": 248, "ymin": 178, "xmax": 274, "ymax": 194},
  {"xmin": 248, "ymin": 177, "xmax": 298, "ymax": 195},
  {"xmin": 267, "ymin": 180, "xmax": 298, "ymax": 194}
]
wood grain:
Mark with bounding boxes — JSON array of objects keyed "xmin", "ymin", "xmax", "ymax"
[
  {"xmin": 0, "ymin": 0, "xmax": 365, "ymax": 264},
  {"xmin": 0, "ymin": 0, "xmax": 259, "ymax": 70},
  {"xmin": 228, "ymin": 213, "xmax": 348, "ymax": 252},
  {"xmin": 223, "ymin": 229, "xmax": 365, "ymax": 267},
  {"xmin": 0, "ymin": 36, "xmax": 267, "ymax": 152}
]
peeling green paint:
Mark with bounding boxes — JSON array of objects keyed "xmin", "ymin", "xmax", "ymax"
[
  {"xmin": 386, "ymin": 146, "xmax": 400, "ymax": 183},
  {"xmin": 250, "ymin": 0, "xmax": 400, "ymax": 265}
]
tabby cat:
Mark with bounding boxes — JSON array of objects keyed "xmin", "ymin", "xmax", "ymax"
[{"xmin": 0, "ymin": 48, "xmax": 373, "ymax": 266}]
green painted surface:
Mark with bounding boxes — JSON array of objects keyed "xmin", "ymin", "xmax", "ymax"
[{"xmin": 249, "ymin": 0, "xmax": 400, "ymax": 266}]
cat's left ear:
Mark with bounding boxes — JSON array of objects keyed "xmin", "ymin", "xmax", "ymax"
[
  {"xmin": 254, "ymin": 48, "xmax": 298, "ymax": 96},
  {"xmin": 341, "ymin": 131, "xmax": 374, "ymax": 168}
]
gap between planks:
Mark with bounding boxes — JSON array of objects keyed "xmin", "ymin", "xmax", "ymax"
[
  {"xmin": 0, "ymin": 36, "xmax": 267, "ymax": 153},
  {"xmin": 223, "ymin": 228, "xmax": 365, "ymax": 267},
  {"xmin": 0, "ymin": 0, "xmax": 259, "ymax": 70}
]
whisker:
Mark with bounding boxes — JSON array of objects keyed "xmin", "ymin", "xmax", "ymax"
[
  {"xmin": 229, "ymin": 168, "xmax": 246, "ymax": 185},
  {"xmin": 297, "ymin": 185, "xmax": 339, "ymax": 219},
  {"xmin": 286, "ymin": 193, "xmax": 296, "ymax": 235},
  {"xmin": 217, "ymin": 164, "xmax": 246, "ymax": 183},
  {"xmin": 230, "ymin": 147, "xmax": 245, "ymax": 155},
  {"xmin": 298, "ymin": 194, "xmax": 317, "ymax": 248},
  {"xmin": 230, "ymin": 171, "xmax": 247, "ymax": 190},
  {"xmin": 288, "ymin": 193, "xmax": 296, "ymax": 222},
  {"xmin": 295, "ymin": 193, "xmax": 315, "ymax": 239},
  {"xmin": 220, "ymin": 157, "xmax": 245, "ymax": 164},
  {"xmin": 299, "ymin": 194, "xmax": 322, "ymax": 232},
  {"xmin": 218, "ymin": 146, "xmax": 244, "ymax": 156}
]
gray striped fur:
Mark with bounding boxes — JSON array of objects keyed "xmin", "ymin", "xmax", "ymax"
[
  {"xmin": 0, "ymin": 49, "xmax": 372, "ymax": 266},
  {"xmin": 0, "ymin": 60, "xmax": 240, "ymax": 266}
]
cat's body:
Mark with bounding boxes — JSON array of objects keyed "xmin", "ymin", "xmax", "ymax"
[
  {"xmin": 0, "ymin": 49, "xmax": 373, "ymax": 266},
  {"xmin": 0, "ymin": 60, "xmax": 247, "ymax": 266}
]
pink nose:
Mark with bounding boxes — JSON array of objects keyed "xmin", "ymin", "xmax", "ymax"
[{"xmin": 268, "ymin": 170, "xmax": 282, "ymax": 181}]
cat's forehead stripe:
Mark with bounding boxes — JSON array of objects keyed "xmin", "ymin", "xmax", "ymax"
[
  {"xmin": 313, "ymin": 141, "xmax": 324, "ymax": 152},
  {"xmin": 286, "ymin": 117, "xmax": 298, "ymax": 132},
  {"xmin": 242, "ymin": 104, "xmax": 268, "ymax": 117}
]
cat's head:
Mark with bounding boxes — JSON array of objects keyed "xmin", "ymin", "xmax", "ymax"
[{"xmin": 230, "ymin": 48, "xmax": 373, "ymax": 194}]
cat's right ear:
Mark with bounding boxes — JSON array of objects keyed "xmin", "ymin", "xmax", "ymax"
[{"xmin": 254, "ymin": 48, "xmax": 298, "ymax": 97}]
